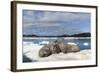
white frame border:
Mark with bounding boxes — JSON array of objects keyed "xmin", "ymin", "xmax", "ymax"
[{"xmin": 16, "ymin": 3, "xmax": 97, "ymax": 70}]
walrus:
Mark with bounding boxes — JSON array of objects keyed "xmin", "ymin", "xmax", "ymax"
[
  {"xmin": 50, "ymin": 43, "xmax": 61, "ymax": 54},
  {"xmin": 39, "ymin": 41, "xmax": 61, "ymax": 57},
  {"xmin": 57, "ymin": 40, "xmax": 67, "ymax": 53},
  {"xmin": 39, "ymin": 45, "xmax": 51, "ymax": 57},
  {"xmin": 53, "ymin": 39, "xmax": 80, "ymax": 53},
  {"xmin": 65, "ymin": 44, "xmax": 80, "ymax": 53},
  {"xmin": 39, "ymin": 39, "xmax": 80, "ymax": 57}
]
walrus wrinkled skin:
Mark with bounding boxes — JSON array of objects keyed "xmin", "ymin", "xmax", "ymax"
[
  {"xmin": 57, "ymin": 41, "xmax": 67, "ymax": 53},
  {"xmin": 39, "ymin": 42, "xmax": 61, "ymax": 57},
  {"xmin": 57, "ymin": 41, "xmax": 80, "ymax": 53},
  {"xmin": 49, "ymin": 42, "xmax": 61, "ymax": 54},
  {"xmin": 39, "ymin": 45, "xmax": 51, "ymax": 57},
  {"xmin": 64, "ymin": 44, "xmax": 80, "ymax": 53},
  {"xmin": 39, "ymin": 39, "xmax": 80, "ymax": 57}
]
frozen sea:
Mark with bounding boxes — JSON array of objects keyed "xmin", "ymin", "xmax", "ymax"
[{"xmin": 23, "ymin": 37, "xmax": 91, "ymax": 63}]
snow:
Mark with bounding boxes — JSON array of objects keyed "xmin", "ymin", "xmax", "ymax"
[{"xmin": 23, "ymin": 42, "xmax": 91, "ymax": 62}]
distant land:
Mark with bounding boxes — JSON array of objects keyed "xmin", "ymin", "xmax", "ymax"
[
  {"xmin": 70, "ymin": 32, "xmax": 91, "ymax": 37},
  {"xmin": 23, "ymin": 32, "xmax": 91, "ymax": 37}
]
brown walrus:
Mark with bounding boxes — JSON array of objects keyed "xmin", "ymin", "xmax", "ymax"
[
  {"xmin": 39, "ymin": 45, "xmax": 51, "ymax": 57},
  {"xmin": 39, "ymin": 39, "xmax": 80, "ymax": 57},
  {"xmin": 39, "ymin": 41, "xmax": 61, "ymax": 57},
  {"xmin": 65, "ymin": 44, "xmax": 80, "ymax": 53}
]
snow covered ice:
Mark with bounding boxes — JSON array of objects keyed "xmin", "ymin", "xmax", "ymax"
[{"xmin": 23, "ymin": 41, "xmax": 91, "ymax": 62}]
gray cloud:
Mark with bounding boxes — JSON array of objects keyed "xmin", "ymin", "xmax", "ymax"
[{"xmin": 23, "ymin": 10, "xmax": 90, "ymax": 35}]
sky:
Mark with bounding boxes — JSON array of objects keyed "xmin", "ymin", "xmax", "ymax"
[{"xmin": 22, "ymin": 10, "xmax": 91, "ymax": 36}]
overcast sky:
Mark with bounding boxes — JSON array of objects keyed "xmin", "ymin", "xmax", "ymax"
[{"xmin": 22, "ymin": 10, "xmax": 91, "ymax": 36}]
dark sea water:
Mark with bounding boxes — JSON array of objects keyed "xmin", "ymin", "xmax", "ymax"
[{"xmin": 23, "ymin": 37, "xmax": 91, "ymax": 50}]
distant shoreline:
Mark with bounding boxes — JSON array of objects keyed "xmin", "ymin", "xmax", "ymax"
[
  {"xmin": 23, "ymin": 37, "xmax": 91, "ymax": 39},
  {"xmin": 23, "ymin": 32, "xmax": 91, "ymax": 37}
]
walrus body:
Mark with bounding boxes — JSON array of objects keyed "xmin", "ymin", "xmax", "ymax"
[
  {"xmin": 39, "ymin": 42, "xmax": 61, "ymax": 57},
  {"xmin": 39, "ymin": 45, "xmax": 51, "ymax": 57},
  {"xmin": 66, "ymin": 44, "xmax": 80, "ymax": 53},
  {"xmin": 39, "ymin": 39, "xmax": 80, "ymax": 57},
  {"xmin": 57, "ymin": 42, "xmax": 67, "ymax": 53},
  {"xmin": 49, "ymin": 43, "xmax": 61, "ymax": 54}
]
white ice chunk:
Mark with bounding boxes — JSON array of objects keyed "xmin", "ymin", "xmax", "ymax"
[
  {"xmin": 39, "ymin": 41, "xmax": 49, "ymax": 45},
  {"xmin": 67, "ymin": 42, "xmax": 77, "ymax": 45},
  {"xmin": 83, "ymin": 42, "xmax": 89, "ymax": 46}
]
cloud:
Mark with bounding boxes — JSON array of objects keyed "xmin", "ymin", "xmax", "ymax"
[
  {"xmin": 23, "ymin": 10, "xmax": 91, "ymax": 35},
  {"xmin": 23, "ymin": 10, "xmax": 34, "ymax": 16},
  {"xmin": 23, "ymin": 10, "xmax": 90, "ymax": 26}
]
